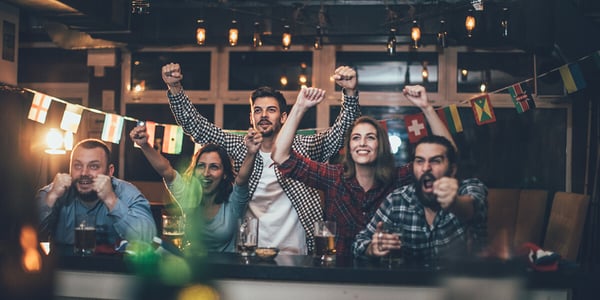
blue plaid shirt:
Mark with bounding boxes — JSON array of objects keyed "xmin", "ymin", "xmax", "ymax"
[{"xmin": 352, "ymin": 178, "xmax": 488, "ymax": 262}]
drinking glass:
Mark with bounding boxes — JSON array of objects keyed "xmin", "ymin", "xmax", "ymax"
[
  {"xmin": 237, "ymin": 217, "xmax": 258, "ymax": 257},
  {"xmin": 162, "ymin": 213, "xmax": 185, "ymax": 250},
  {"xmin": 74, "ymin": 214, "xmax": 96, "ymax": 256},
  {"xmin": 314, "ymin": 220, "xmax": 337, "ymax": 262},
  {"xmin": 382, "ymin": 222, "xmax": 404, "ymax": 267}
]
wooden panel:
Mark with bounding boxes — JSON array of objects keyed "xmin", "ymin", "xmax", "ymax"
[
  {"xmin": 486, "ymin": 188, "xmax": 520, "ymax": 254},
  {"xmin": 514, "ymin": 189, "xmax": 549, "ymax": 247},
  {"xmin": 131, "ymin": 180, "xmax": 172, "ymax": 205},
  {"xmin": 543, "ymin": 192, "xmax": 590, "ymax": 262}
]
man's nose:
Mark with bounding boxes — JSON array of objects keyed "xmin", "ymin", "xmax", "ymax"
[{"xmin": 422, "ymin": 161, "xmax": 432, "ymax": 171}]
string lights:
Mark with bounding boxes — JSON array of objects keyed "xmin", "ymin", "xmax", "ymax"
[
  {"xmin": 228, "ymin": 20, "xmax": 239, "ymax": 46},
  {"xmin": 465, "ymin": 9, "xmax": 476, "ymax": 37}
]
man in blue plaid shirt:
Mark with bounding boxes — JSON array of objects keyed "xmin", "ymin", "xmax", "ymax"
[
  {"xmin": 352, "ymin": 135, "xmax": 488, "ymax": 262},
  {"xmin": 162, "ymin": 63, "xmax": 360, "ymax": 254}
]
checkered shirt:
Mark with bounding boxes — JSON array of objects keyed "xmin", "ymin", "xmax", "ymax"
[
  {"xmin": 352, "ymin": 178, "xmax": 488, "ymax": 261},
  {"xmin": 167, "ymin": 89, "xmax": 361, "ymax": 252}
]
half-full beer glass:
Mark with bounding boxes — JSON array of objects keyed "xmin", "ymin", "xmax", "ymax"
[
  {"xmin": 74, "ymin": 214, "xmax": 96, "ymax": 256},
  {"xmin": 237, "ymin": 217, "xmax": 258, "ymax": 257},
  {"xmin": 314, "ymin": 220, "xmax": 336, "ymax": 262},
  {"xmin": 162, "ymin": 213, "xmax": 185, "ymax": 250}
]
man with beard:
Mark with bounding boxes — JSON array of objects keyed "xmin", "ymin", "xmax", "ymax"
[
  {"xmin": 352, "ymin": 135, "xmax": 488, "ymax": 262},
  {"xmin": 162, "ymin": 63, "xmax": 360, "ymax": 254},
  {"xmin": 37, "ymin": 139, "xmax": 156, "ymax": 248}
]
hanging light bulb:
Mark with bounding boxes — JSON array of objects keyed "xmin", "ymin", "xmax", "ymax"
[
  {"xmin": 501, "ymin": 7, "xmax": 509, "ymax": 38},
  {"xmin": 421, "ymin": 61, "xmax": 429, "ymax": 82},
  {"xmin": 410, "ymin": 20, "xmax": 421, "ymax": 49},
  {"xmin": 460, "ymin": 69, "xmax": 469, "ymax": 81},
  {"xmin": 229, "ymin": 20, "xmax": 239, "ymax": 46},
  {"xmin": 437, "ymin": 20, "xmax": 448, "ymax": 48},
  {"xmin": 196, "ymin": 19, "xmax": 206, "ymax": 45},
  {"xmin": 465, "ymin": 9, "xmax": 476, "ymax": 37},
  {"xmin": 280, "ymin": 75, "xmax": 288, "ymax": 87},
  {"xmin": 45, "ymin": 128, "xmax": 66, "ymax": 155},
  {"xmin": 314, "ymin": 25, "xmax": 323, "ymax": 50},
  {"xmin": 252, "ymin": 21, "xmax": 263, "ymax": 48},
  {"xmin": 480, "ymin": 81, "xmax": 487, "ymax": 93},
  {"xmin": 282, "ymin": 25, "xmax": 292, "ymax": 50},
  {"xmin": 386, "ymin": 28, "xmax": 397, "ymax": 56}
]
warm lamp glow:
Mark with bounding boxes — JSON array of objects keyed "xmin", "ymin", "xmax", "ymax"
[
  {"xmin": 282, "ymin": 25, "xmax": 292, "ymax": 50},
  {"xmin": 314, "ymin": 25, "xmax": 323, "ymax": 50},
  {"xmin": 229, "ymin": 20, "xmax": 239, "ymax": 46},
  {"xmin": 411, "ymin": 20, "xmax": 421, "ymax": 48},
  {"xmin": 20, "ymin": 226, "xmax": 42, "ymax": 272},
  {"xmin": 45, "ymin": 128, "xmax": 67, "ymax": 155},
  {"xmin": 299, "ymin": 74, "xmax": 308, "ymax": 84},
  {"xmin": 465, "ymin": 10, "xmax": 476, "ymax": 37},
  {"xmin": 196, "ymin": 20, "xmax": 206, "ymax": 45},
  {"xmin": 387, "ymin": 28, "xmax": 396, "ymax": 56},
  {"xmin": 252, "ymin": 21, "xmax": 262, "ymax": 48},
  {"xmin": 480, "ymin": 82, "xmax": 487, "ymax": 93},
  {"xmin": 280, "ymin": 76, "xmax": 288, "ymax": 86},
  {"xmin": 437, "ymin": 20, "xmax": 448, "ymax": 48}
]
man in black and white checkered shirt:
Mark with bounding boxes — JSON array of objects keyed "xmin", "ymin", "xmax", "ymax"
[{"xmin": 162, "ymin": 63, "xmax": 360, "ymax": 254}]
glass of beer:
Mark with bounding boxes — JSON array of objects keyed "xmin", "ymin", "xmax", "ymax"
[
  {"xmin": 382, "ymin": 222, "xmax": 404, "ymax": 267},
  {"xmin": 74, "ymin": 214, "xmax": 96, "ymax": 256},
  {"xmin": 162, "ymin": 213, "xmax": 185, "ymax": 250},
  {"xmin": 237, "ymin": 217, "xmax": 258, "ymax": 257},
  {"xmin": 314, "ymin": 220, "xmax": 336, "ymax": 262}
]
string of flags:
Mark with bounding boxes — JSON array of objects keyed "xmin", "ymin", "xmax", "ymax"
[
  {"xmin": 402, "ymin": 50, "xmax": 600, "ymax": 143},
  {"xmin": 23, "ymin": 49, "xmax": 600, "ymax": 153}
]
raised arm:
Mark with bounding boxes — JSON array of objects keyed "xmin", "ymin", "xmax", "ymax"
[
  {"xmin": 403, "ymin": 85, "xmax": 457, "ymax": 151},
  {"xmin": 129, "ymin": 124, "xmax": 177, "ymax": 183},
  {"xmin": 237, "ymin": 128, "xmax": 262, "ymax": 186},
  {"xmin": 272, "ymin": 87, "xmax": 326, "ymax": 164}
]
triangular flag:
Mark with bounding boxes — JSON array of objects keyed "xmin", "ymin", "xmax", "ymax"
[
  {"xmin": 559, "ymin": 63, "xmax": 587, "ymax": 94},
  {"xmin": 404, "ymin": 113, "xmax": 427, "ymax": 143},
  {"xmin": 470, "ymin": 94, "xmax": 496, "ymax": 126},
  {"xmin": 507, "ymin": 82, "xmax": 536, "ymax": 114},
  {"xmin": 162, "ymin": 124, "xmax": 183, "ymax": 155},
  {"xmin": 101, "ymin": 113, "xmax": 124, "ymax": 144},
  {"xmin": 60, "ymin": 104, "xmax": 83, "ymax": 133},
  {"xmin": 134, "ymin": 121, "xmax": 156, "ymax": 148},
  {"xmin": 27, "ymin": 92, "xmax": 52, "ymax": 124},
  {"xmin": 436, "ymin": 104, "xmax": 463, "ymax": 134}
]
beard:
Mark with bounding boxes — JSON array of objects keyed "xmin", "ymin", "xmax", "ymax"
[
  {"xmin": 75, "ymin": 175, "xmax": 98, "ymax": 202},
  {"xmin": 415, "ymin": 171, "xmax": 440, "ymax": 210}
]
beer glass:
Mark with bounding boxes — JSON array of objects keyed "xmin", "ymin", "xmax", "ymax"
[
  {"xmin": 382, "ymin": 222, "xmax": 404, "ymax": 266},
  {"xmin": 162, "ymin": 213, "xmax": 185, "ymax": 250},
  {"xmin": 314, "ymin": 220, "xmax": 336, "ymax": 262},
  {"xmin": 74, "ymin": 214, "xmax": 96, "ymax": 256},
  {"xmin": 237, "ymin": 217, "xmax": 258, "ymax": 257}
]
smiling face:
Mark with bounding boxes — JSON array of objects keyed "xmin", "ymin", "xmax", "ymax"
[
  {"xmin": 348, "ymin": 122, "xmax": 379, "ymax": 166},
  {"xmin": 250, "ymin": 97, "xmax": 287, "ymax": 138},
  {"xmin": 70, "ymin": 146, "xmax": 114, "ymax": 198},
  {"xmin": 194, "ymin": 151, "xmax": 225, "ymax": 196}
]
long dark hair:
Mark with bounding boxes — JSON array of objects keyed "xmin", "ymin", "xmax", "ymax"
[
  {"xmin": 341, "ymin": 116, "xmax": 395, "ymax": 186},
  {"xmin": 183, "ymin": 143, "xmax": 234, "ymax": 204}
]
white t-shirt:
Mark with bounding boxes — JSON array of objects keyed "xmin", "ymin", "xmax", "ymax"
[{"xmin": 246, "ymin": 151, "xmax": 307, "ymax": 255}]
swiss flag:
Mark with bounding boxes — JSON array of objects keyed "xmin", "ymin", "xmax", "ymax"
[{"xmin": 404, "ymin": 113, "xmax": 427, "ymax": 144}]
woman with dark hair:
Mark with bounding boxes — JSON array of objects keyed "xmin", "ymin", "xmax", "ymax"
[
  {"xmin": 272, "ymin": 85, "xmax": 455, "ymax": 257},
  {"xmin": 130, "ymin": 125, "xmax": 261, "ymax": 252}
]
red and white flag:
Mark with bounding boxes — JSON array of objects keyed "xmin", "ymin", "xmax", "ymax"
[
  {"xmin": 28, "ymin": 92, "xmax": 52, "ymax": 124},
  {"xmin": 134, "ymin": 121, "xmax": 156, "ymax": 148},
  {"xmin": 101, "ymin": 113, "xmax": 124, "ymax": 144},
  {"xmin": 404, "ymin": 113, "xmax": 427, "ymax": 144}
]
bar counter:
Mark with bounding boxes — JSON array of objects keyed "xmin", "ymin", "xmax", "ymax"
[{"xmin": 51, "ymin": 248, "xmax": 595, "ymax": 300}]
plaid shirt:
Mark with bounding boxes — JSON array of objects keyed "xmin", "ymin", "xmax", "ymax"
[
  {"xmin": 278, "ymin": 151, "xmax": 412, "ymax": 257},
  {"xmin": 167, "ymin": 89, "xmax": 360, "ymax": 252},
  {"xmin": 352, "ymin": 178, "xmax": 488, "ymax": 262}
]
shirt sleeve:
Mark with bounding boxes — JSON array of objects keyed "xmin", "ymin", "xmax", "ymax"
[
  {"xmin": 277, "ymin": 150, "xmax": 341, "ymax": 191},
  {"xmin": 109, "ymin": 180, "xmax": 157, "ymax": 243},
  {"xmin": 165, "ymin": 171, "xmax": 202, "ymax": 209},
  {"xmin": 229, "ymin": 183, "xmax": 250, "ymax": 219},
  {"xmin": 295, "ymin": 92, "xmax": 360, "ymax": 162},
  {"xmin": 37, "ymin": 186, "xmax": 56, "ymax": 241}
]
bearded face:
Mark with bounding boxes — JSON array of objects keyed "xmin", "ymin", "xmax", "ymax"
[{"xmin": 415, "ymin": 171, "xmax": 440, "ymax": 210}]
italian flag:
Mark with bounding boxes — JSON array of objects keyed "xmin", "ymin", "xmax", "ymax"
[
  {"xmin": 162, "ymin": 124, "xmax": 183, "ymax": 154},
  {"xmin": 101, "ymin": 113, "xmax": 124, "ymax": 144}
]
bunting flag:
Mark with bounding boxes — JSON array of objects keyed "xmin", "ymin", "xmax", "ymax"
[
  {"xmin": 404, "ymin": 113, "xmax": 427, "ymax": 143},
  {"xmin": 162, "ymin": 124, "xmax": 183, "ymax": 154},
  {"xmin": 27, "ymin": 92, "xmax": 52, "ymax": 124},
  {"xmin": 559, "ymin": 63, "xmax": 587, "ymax": 94},
  {"xmin": 60, "ymin": 104, "xmax": 83, "ymax": 133},
  {"xmin": 101, "ymin": 113, "xmax": 124, "ymax": 144},
  {"xmin": 470, "ymin": 94, "xmax": 496, "ymax": 125},
  {"xmin": 507, "ymin": 82, "xmax": 536, "ymax": 114},
  {"xmin": 134, "ymin": 120, "xmax": 156, "ymax": 148},
  {"xmin": 436, "ymin": 104, "xmax": 463, "ymax": 134}
]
